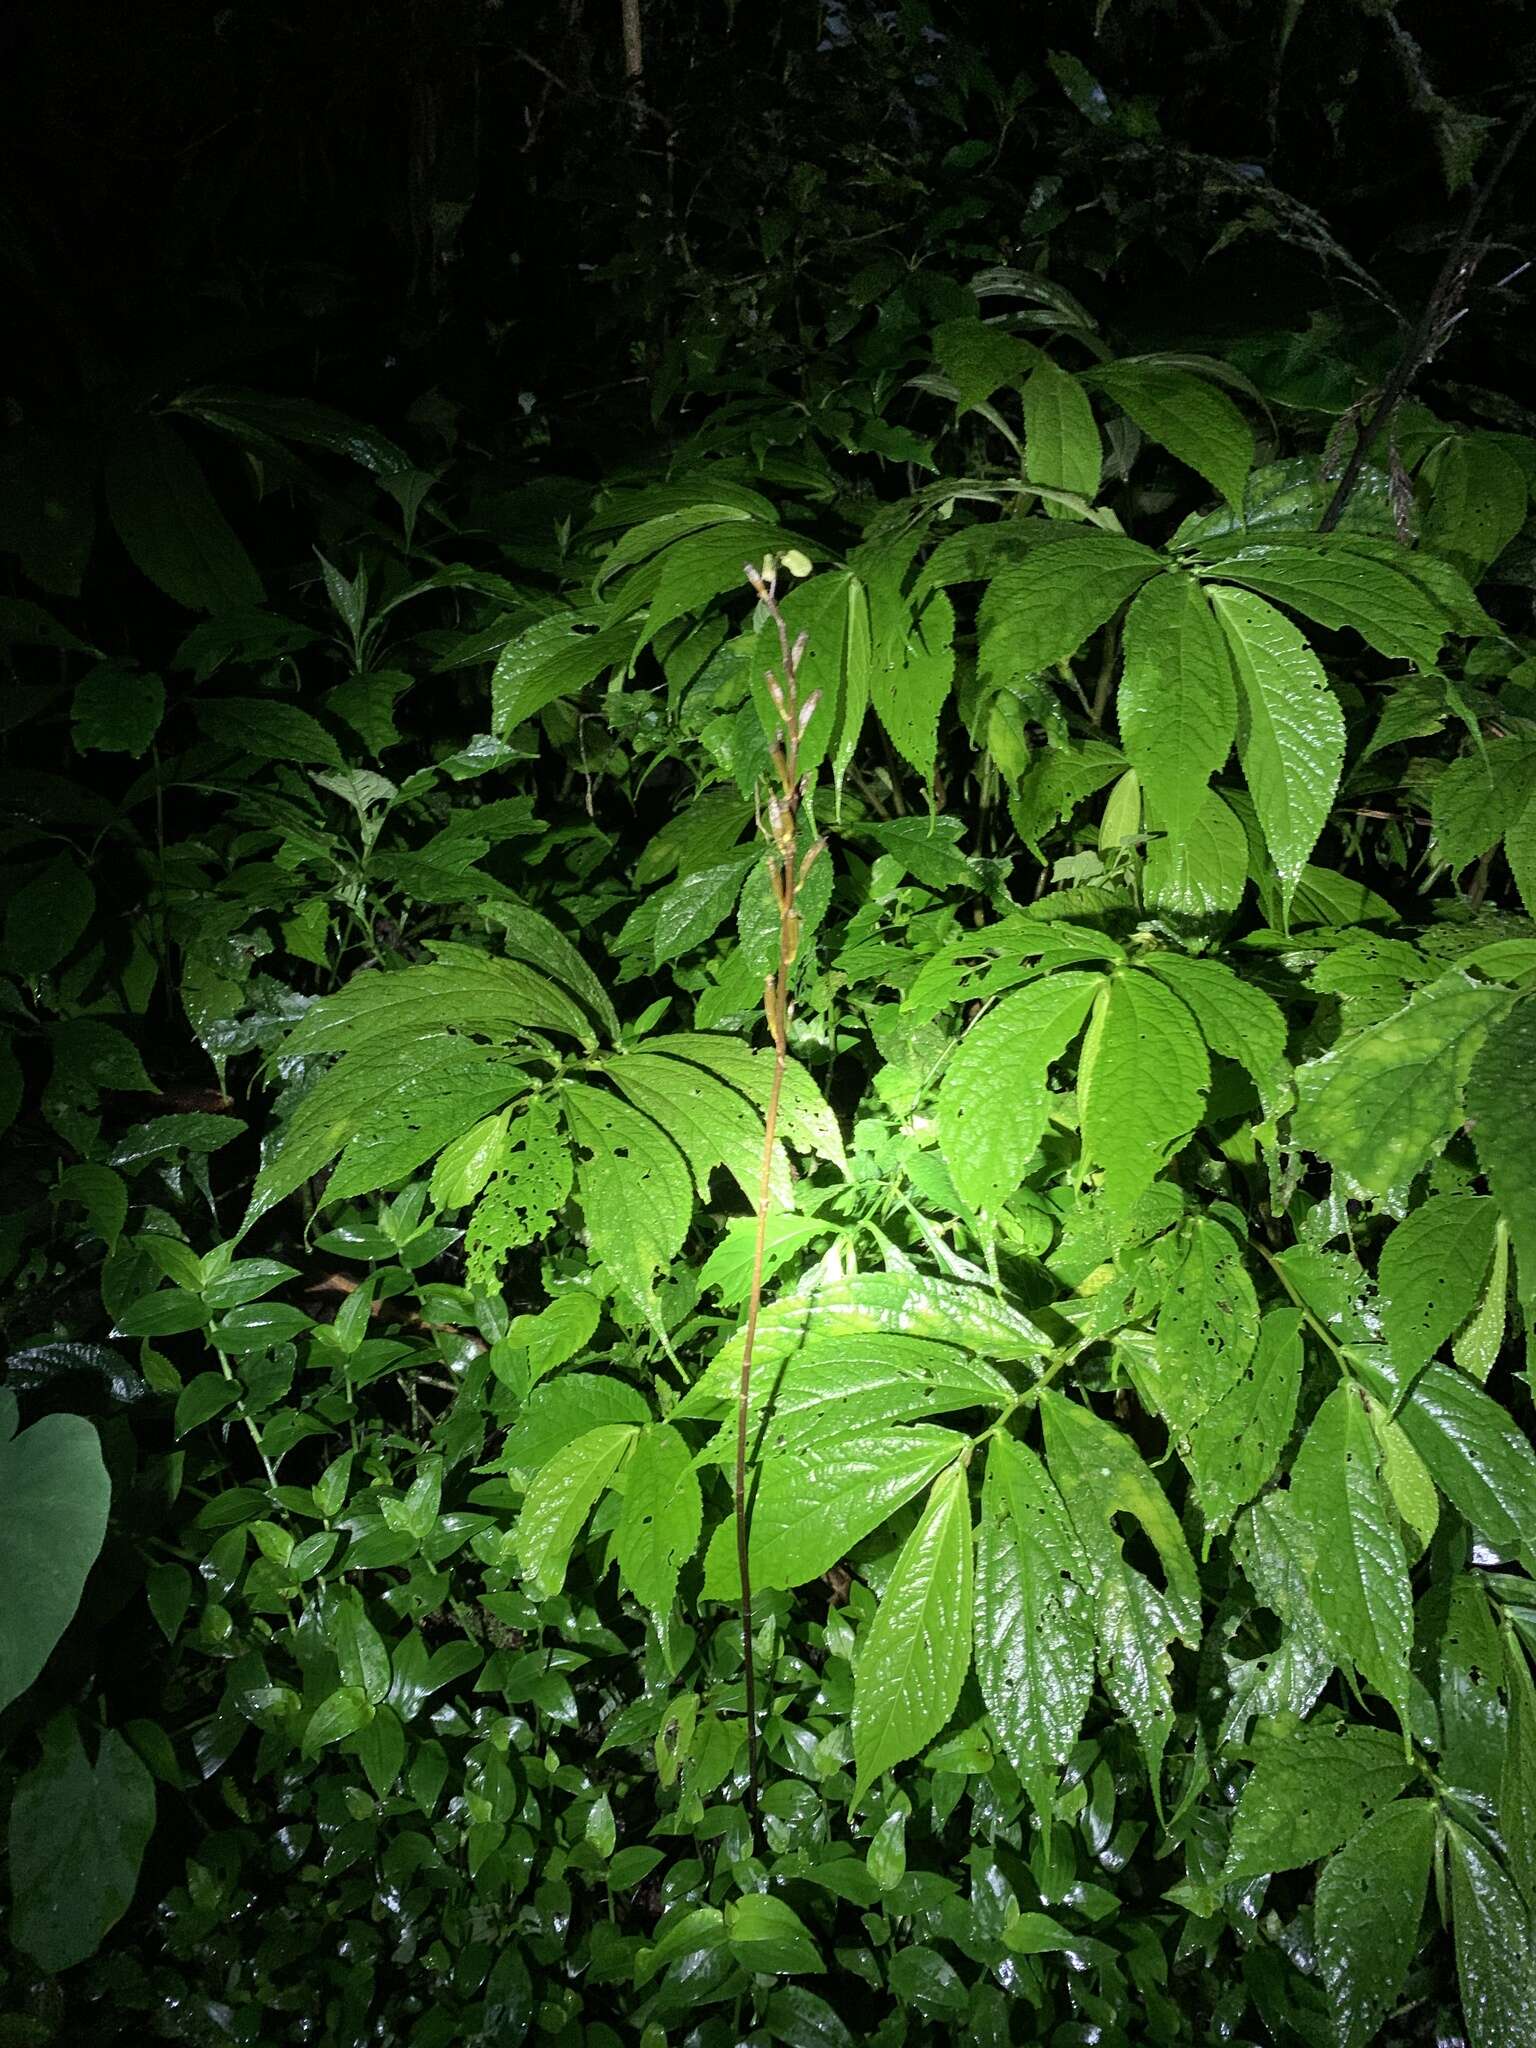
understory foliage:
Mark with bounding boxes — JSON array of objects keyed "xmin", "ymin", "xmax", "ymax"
[{"xmin": 7, "ymin": 12, "xmax": 1536, "ymax": 2045}]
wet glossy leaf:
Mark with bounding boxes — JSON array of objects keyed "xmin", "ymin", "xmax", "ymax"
[
  {"xmin": 1315, "ymin": 1798, "xmax": 1433, "ymax": 2048},
  {"xmin": 1287, "ymin": 1385, "xmax": 1414, "ymax": 1727},
  {"xmin": 852, "ymin": 1463, "xmax": 973, "ymax": 1797},
  {"xmin": 1378, "ymin": 1195, "xmax": 1498, "ymax": 1374},
  {"xmin": 616, "ymin": 1423, "xmax": 702, "ymax": 1613},
  {"xmin": 974, "ymin": 1435, "xmax": 1094, "ymax": 1815},
  {"xmin": 1448, "ymin": 1819, "xmax": 1536, "ymax": 2048},
  {"xmin": 1222, "ymin": 1717, "xmax": 1415, "ymax": 1882},
  {"xmin": 1294, "ymin": 984, "xmax": 1511, "ymax": 1208},
  {"xmin": 1078, "ymin": 968, "xmax": 1209, "ymax": 1216}
]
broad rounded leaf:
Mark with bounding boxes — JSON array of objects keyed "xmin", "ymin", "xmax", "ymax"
[
  {"xmin": 8, "ymin": 1717, "xmax": 156, "ymax": 1972},
  {"xmin": 0, "ymin": 1402, "xmax": 111, "ymax": 1712}
]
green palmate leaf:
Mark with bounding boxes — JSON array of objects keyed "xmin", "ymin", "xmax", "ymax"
[
  {"xmin": 1185, "ymin": 1307, "xmax": 1304, "ymax": 1527},
  {"xmin": 1294, "ymin": 983, "xmax": 1512, "ymax": 1209},
  {"xmin": 852, "ymin": 1462, "xmax": 973, "ymax": 1797},
  {"xmin": 72, "ymin": 662, "xmax": 165, "ymax": 757},
  {"xmin": 977, "ymin": 534, "xmax": 1163, "ymax": 681},
  {"xmin": 644, "ymin": 1033, "xmax": 846, "ymax": 1170},
  {"xmin": 1501, "ymin": 1630, "xmax": 1536, "ymax": 1912},
  {"xmin": 706, "ymin": 1423, "xmax": 964, "ymax": 1599},
  {"xmin": 1116, "ymin": 572, "xmax": 1235, "ymax": 843},
  {"xmin": 104, "ymin": 413, "xmax": 262, "ymax": 612},
  {"xmin": 326, "ymin": 1042, "xmax": 530, "ymax": 1207},
  {"xmin": 516, "ymin": 1423, "xmax": 636, "ymax": 1599},
  {"xmin": 1143, "ymin": 952, "xmax": 1292, "ymax": 1115},
  {"xmin": 615, "ymin": 1423, "xmax": 702, "ymax": 1614},
  {"xmin": 0, "ymin": 1399, "xmax": 111, "ymax": 1713},
  {"xmin": 491, "ymin": 612, "xmax": 635, "ymax": 737},
  {"xmin": 1431, "ymin": 739, "xmax": 1536, "ymax": 871},
  {"xmin": 1424, "ymin": 433, "xmax": 1530, "ymax": 579},
  {"xmin": 1141, "ymin": 1217, "xmax": 1260, "ymax": 1436},
  {"xmin": 937, "ymin": 971, "xmax": 1103, "ymax": 1212},
  {"xmin": 482, "ymin": 901, "xmax": 620, "ymax": 1042},
  {"xmin": 1448, "ymin": 1819, "xmax": 1536, "ymax": 2048},
  {"xmin": 1209, "ymin": 585, "xmax": 1343, "ymax": 917},
  {"xmin": 465, "ymin": 1098, "xmax": 573, "ymax": 1292},
  {"xmin": 282, "ymin": 950, "xmax": 596, "ymax": 1059},
  {"xmin": 932, "ymin": 316, "xmax": 1034, "ymax": 413},
  {"xmin": 198, "ymin": 695, "xmax": 346, "ymax": 767},
  {"xmin": 1039, "ymin": 1391, "xmax": 1200, "ymax": 1779},
  {"xmin": 560, "ymin": 1084, "xmax": 693, "ymax": 1319},
  {"xmin": 974, "ymin": 1435, "xmax": 1094, "ymax": 1815},
  {"xmin": 1467, "ymin": 999, "xmax": 1536, "ymax": 1306},
  {"xmin": 650, "ymin": 854, "xmax": 757, "ymax": 966},
  {"xmin": 1378, "ymin": 1194, "xmax": 1498, "ymax": 1374},
  {"xmin": 8, "ymin": 1715, "xmax": 156, "ymax": 1973},
  {"xmin": 1222, "ymin": 1717, "xmax": 1416, "ymax": 1881},
  {"xmin": 1202, "ymin": 537, "xmax": 1458, "ymax": 668},
  {"xmin": 871, "ymin": 588, "xmax": 955, "ymax": 786},
  {"xmin": 5, "ymin": 853, "xmax": 94, "ymax": 979},
  {"xmin": 499, "ymin": 1374, "xmax": 651, "ymax": 1485},
  {"xmin": 699, "ymin": 1332, "xmax": 1011, "ymax": 1459},
  {"xmin": 1398, "ymin": 1364, "xmax": 1536, "ymax": 1566},
  {"xmin": 1143, "ymin": 785, "xmax": 1249, "ymax": 925},
  {"xmin": 677, "ymin": 1269, "xmax": 1046, "ymax": 1430},
  {"xmin": 1022, "ymin": 356, "xmax": 1101, "ymax": 512},
  {"xmin": 1091, "ymin": 361, "xmax": 1254, "ymax": 510},
  {"xmin": 1078, "ymin": 969, "xmax": 1210, "ymax": 1215},
  {"xmin": 247, "ymin": 1036, "xmax": 528, "ymax": 1227},
  {"xmin": 1314, "ymin": 1798, "xmax": 1434, "ymax": 2048},
  {"xmin": 608, "ymin": 1049, "xmax": 787, "ymax": 1208},
  {"xmin": 429, "ymin": 1108, "xmax": 512, "ymax": 1211},
  {"xmin": 1287, "ymin": 1384, "xmax": 1414, "ymax": 1726}
]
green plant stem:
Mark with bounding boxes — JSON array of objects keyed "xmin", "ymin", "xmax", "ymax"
[{"xmin": 734, "ymin": 557, "xmax": 821, "ymax": 1827}]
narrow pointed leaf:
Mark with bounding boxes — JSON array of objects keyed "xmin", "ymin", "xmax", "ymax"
[
  {"xmin": 852, "ymin": 1463, "xmax": 973, "ymax": 1795},
  {"xmin": 974, "ymin": 1435, "xmax": 1094, "ymax": 1813},
  {"xmin": 1078, "ymin": 970, "xmax": 1210, "ymax": 1215},
  {"xmin": 937, "ymin": 971, "xmax": 1102, "ymax": 1212},
  {"xmin": 1211, "ymin": 585, "xmax": 1343, "ymax": 916},
  {"xmin": 1117, "ymin": 573, "xmax": 1235, "ymax": 843}
]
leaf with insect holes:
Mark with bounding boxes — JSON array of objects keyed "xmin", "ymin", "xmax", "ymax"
[{"xmin": 616, "ymin": 1424, "xmax": 702, "ymax": 1614}]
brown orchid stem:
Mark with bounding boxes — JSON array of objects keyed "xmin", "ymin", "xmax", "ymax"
[{"xmin": 734, "ymin": 558, "xmax": 823, "ymax": 1828}]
